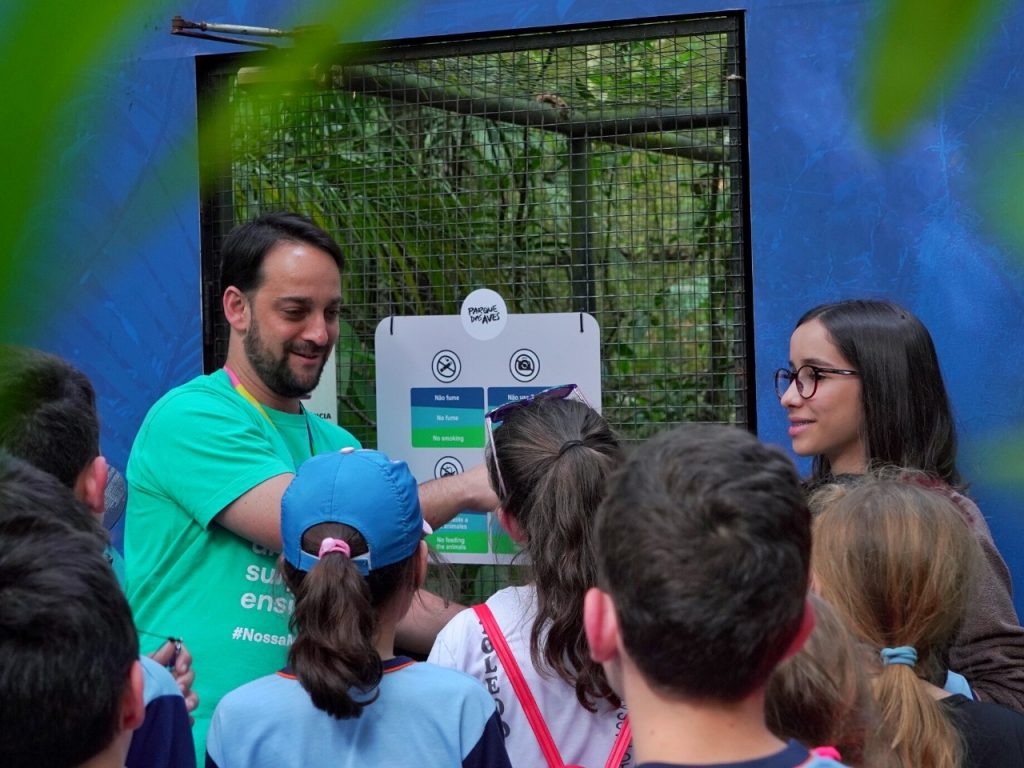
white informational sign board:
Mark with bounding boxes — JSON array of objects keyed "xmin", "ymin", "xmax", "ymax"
[{"xmin": 375, "ymin": 290, "xmax": 602, "ymax": 564}]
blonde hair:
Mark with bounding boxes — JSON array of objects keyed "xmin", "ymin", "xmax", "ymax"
[
  {"xmin": 766, "ymin": 594, "xmax": 885, "ymax": 767},
  {"xmin": 811, "ymin": 476, "xmax": 981, "ymax": 768}
]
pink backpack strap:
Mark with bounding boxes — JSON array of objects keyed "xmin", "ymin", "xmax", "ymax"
[
  {"xmin": 474, "ymin": 604, "xmax": 565, "ymax": 768},
  {"xmin": 473, "ymin": 604, "xmax": 633, "ymax": 768}
]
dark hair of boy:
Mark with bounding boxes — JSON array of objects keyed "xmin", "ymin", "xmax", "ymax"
[
  {"xmin": 0, "ymin": 454, "xmax": 138, "ymax": 768},
  {"xmin": 219, "ymin": 211, "xmax": 345, "ymax": 296},
  {"xmin": 0, "ymin": 345, "xmax": 100, "ymax": 487},
  {"xmin": 595, "ymin": 423, "xmax": 811, "ymax": 702},
  {"xmin": 0, "ymin": 450, "xmax": 107, "ymax": 543}
]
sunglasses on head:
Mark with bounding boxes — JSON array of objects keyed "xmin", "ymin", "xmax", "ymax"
[{"xmin": 484, "ymin": 384, "xmax": 587, "ymax": 498}]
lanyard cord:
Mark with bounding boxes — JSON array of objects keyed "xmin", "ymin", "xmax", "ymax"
[{"xmin": 223, "ymin": 365, "xmax": 316, "ymax": 457}]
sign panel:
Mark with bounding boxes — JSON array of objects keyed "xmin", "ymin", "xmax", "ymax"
[{"xmin": 375, "ymin": 295, "xmax": 601, "ymax": 563}]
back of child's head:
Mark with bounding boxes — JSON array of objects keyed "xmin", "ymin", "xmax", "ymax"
[
  {"xmin": 280, "ymin": 448, "xmax": 429, "ymax": 720},
  {"xmin": 0, "ymin": 453, "xmax": 138, "ymax": 768},
  {"xmin": 595, "ymin": 423, "xmax": 810, "ymax": 702},
  {"xmin": 811, "ymin": 475, "xmax": 980, "ymax": 768},
  {"xmin": 487, "ymin": 394, "xmax": 620, "ymax": 709},
  {"xmin": 766, "ymin": 593, "xmax": 885, "ymax": 767},
  {"xmin": 0, "ymin": 450, "xmax": 107, "ymax": 543},
  {"xmin": 0, "ymin": 345, "xmax": 100, "ymax": 488}
]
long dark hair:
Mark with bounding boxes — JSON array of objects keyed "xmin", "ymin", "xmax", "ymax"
[
  {"xmin": 798, "ymin": 300, "xmax": 960, "ymax": 486},
  {"xmin": 281, "ymin": 522, "xmax": 419, "ymax": 719},
  {"xmin": 487, "ymin": 397, "xmax": 620, "ymax": 710}
]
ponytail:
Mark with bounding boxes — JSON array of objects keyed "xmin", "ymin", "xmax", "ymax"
[
  {"xmin": 874, "ymin": 662, "xmax": 960, "ymax": 768},
  {"xmin": 489, "ymin": 397, "xmax": 621, "ymax": 710},
  {"xmin": 810, "ymin": 476, "xmax": 982, "ymax": 768},
  {"xmin": 281, "ymin": 522, "xmax": 419, "ymax": 719}
]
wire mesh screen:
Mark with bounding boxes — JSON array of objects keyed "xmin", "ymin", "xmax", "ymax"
[{"xmin": 199, "ymin": 15, "xmax": 750, "ymax": 600}]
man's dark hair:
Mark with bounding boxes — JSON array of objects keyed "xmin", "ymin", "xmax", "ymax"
[
  {"xmin": 0, "ymin": 345, "xmax": 99, "ymax": 488},
  {"xmin": 0, "ymin": 453, "xmax": 134, "ymax": 768},
  {"xmin": 219, "ymin": 211, "xmax": 345, "ymax": 295},
  {"xmin": 595, "ymin": 424, "xmax": 810, "ymax": 703}
]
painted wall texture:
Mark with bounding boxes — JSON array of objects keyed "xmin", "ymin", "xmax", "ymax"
[{"xmin": 18, "ymin": 1, "xmax": 1024, "ymax": 599}]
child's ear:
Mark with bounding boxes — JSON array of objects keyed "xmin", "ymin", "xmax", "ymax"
[
  {"xmin": 496, "ymin": 506, "xmax": 527, "ymax": 544},
  {"xmin": 74, "ymin": 455, "xmax": 109, "ymax": 519},
  {"xmin": 584, "ymin": 587, "xmax": 621, "ymax": 663},
  {"xmin": 120, "ymin": 660, "xmax": 146, "ymax": 733},
  {"xmin": 781, "ymin": 597, "xmax": 816, "ymax": 661}
]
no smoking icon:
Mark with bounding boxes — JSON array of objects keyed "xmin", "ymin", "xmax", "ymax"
[{"xmin": 431, "ymin": 349, "xmax": 461, "ymax": 383}]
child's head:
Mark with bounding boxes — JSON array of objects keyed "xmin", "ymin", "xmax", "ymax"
[
  {"xmin": 0, "ymin": 345, "xmax": 108, "ymax": 514},
  {"xmin": 766, "ymin": 594, "xmax": 881, "ymax": 767},
  {"xmin": 588, "ymin": 423, "xmax": 810, "ymax": 703},
  {"xmin": 781, "ymin": 300, "xmax": 957, "ymax": 484},
  {"xmin": 0, "ymin": 453, "xmax": 142, "ymax": 768},
  {"xmin": 811, "ymin": 476, "xmax": 980, "ymax": 768},
  {"xmin": 485, "ymin": 391, "xmax": 620, "ymax": 709},
  {"xmin": 0, "ymin": 450, "xmax": 107, "ymax": 543},
  {"xmin": 280, "ymin": 448, "xmax": 430, "ymax": 719}
]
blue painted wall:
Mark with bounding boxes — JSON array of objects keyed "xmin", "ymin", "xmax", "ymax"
[{"xmin": 20, "ymin": 0, "xmax": 1024, "ymax": 599}]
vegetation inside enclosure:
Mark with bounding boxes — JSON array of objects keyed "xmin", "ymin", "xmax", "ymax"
[{"xmin": 216, "ymin": 17, "xmax": 749, "ymax": 448}]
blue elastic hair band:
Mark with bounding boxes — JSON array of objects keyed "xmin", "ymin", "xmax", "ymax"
[{"xmin": 880, "ymin": 646, "xmax": 917, "ymax": 667}]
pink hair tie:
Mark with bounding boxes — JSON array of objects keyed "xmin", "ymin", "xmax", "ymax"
[{"xmin": 318, "ymin": 537, "xmax": 351, "ymax": 559}]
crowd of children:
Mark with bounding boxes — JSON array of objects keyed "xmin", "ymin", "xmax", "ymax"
[{"xmin": 4, "ymin": 296, "xmax": 1024, "ymax": 767}]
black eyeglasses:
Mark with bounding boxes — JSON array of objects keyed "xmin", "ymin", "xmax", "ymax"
[
  {"xmin": 774, "ymin": 365, "xmax": 858, "ymax": 399},
  {"xmin": 484, "ymin": 384, "xmax": 586, "ymax": 498}
]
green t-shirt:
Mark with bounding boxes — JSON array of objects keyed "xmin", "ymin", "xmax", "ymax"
[{"xmin": 124, "ymin": 370, "xmax": 360, "ymax": 759}]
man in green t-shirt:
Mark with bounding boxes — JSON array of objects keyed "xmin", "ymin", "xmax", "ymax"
[{"xmin": 125, "ymin": 212, "xmax": 495, "ymax": 760}]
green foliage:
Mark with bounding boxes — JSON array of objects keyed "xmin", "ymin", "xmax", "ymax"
[
  {"xmin": 860, "ymin": 0, "xmax": 1003, "ymax": 144},
  {"xmin": 223, "ymin": 29, "xmax": 746, "ymax": 444}
]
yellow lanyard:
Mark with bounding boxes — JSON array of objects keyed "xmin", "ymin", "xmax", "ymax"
[{"xmin": 223, "ymin": 365, "xmax": 316, "ymax": 457}]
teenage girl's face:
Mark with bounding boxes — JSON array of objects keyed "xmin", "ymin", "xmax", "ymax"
[{"xmin": 780, "ymin": 318, "xmax": 867, "ymax": 474}]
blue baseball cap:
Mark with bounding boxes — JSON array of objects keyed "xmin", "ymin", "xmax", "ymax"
[{"xmin": 281, "ymin": 448, "xmax": 431, "ymax": 575}]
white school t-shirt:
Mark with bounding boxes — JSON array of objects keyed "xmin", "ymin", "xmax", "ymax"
[{"xmin": 430, "ymin": 585, "xmax": 632, "ymax": 768}]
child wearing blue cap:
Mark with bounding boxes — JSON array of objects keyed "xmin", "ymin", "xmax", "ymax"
[{"xmin": 205, "ymin": 448, "xmax": 512, "ymax": 768}]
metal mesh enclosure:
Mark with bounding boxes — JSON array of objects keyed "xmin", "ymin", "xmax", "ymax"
[{"xmin": 198, "ymin": 15, "xmax": 751, "ymax": 600}]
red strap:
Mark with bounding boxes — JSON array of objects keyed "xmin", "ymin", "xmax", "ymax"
[
  {"xmin": 472, "ymin": 604, "xmax": 632, "ymax": 768},
  {"xmin": 605, "ymin": 717, "xmax": 631, "ymax": 768},
  {"xmin": 474, "ymin": 604, "xmax": 565, "ymax": 768}
]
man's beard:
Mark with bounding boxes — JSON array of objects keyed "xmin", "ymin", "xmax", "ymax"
[{"xmin": 244, "ymin": 316, "xmax": 329, "ymax": 399}]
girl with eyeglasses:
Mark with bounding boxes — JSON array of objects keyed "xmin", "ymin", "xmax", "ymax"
[
  {"xmin": 429, "ymin": 392, "xmax": 632, "ymax": 768},
  {"xmin": 776, "ymin": 299, "xmax": 1024, "ymax": 712},
  {"xmin": 811, "ymin": 476, "xmax": 1024, "ymax": 768}
]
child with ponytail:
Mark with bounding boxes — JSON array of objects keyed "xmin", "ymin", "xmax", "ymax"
[
  {"xmin": 429, "ymin": 389, "xmax": 631, "ymax": 768},
  {"xmin": 205, "ymin": 449, "xmax": 512, "ymax": 768},
  {"xmin": 812, "ymin": 476, "xmax": 1024, "ymax": 768}
]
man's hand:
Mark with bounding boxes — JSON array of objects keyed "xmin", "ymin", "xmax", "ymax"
[
  {"xmin": 149, "ymin": 638, "xmax": 199, "ymax": 717},
  {"xmin": 418, "ymin": 462, "xmax": 498, "ymax": 530}
]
